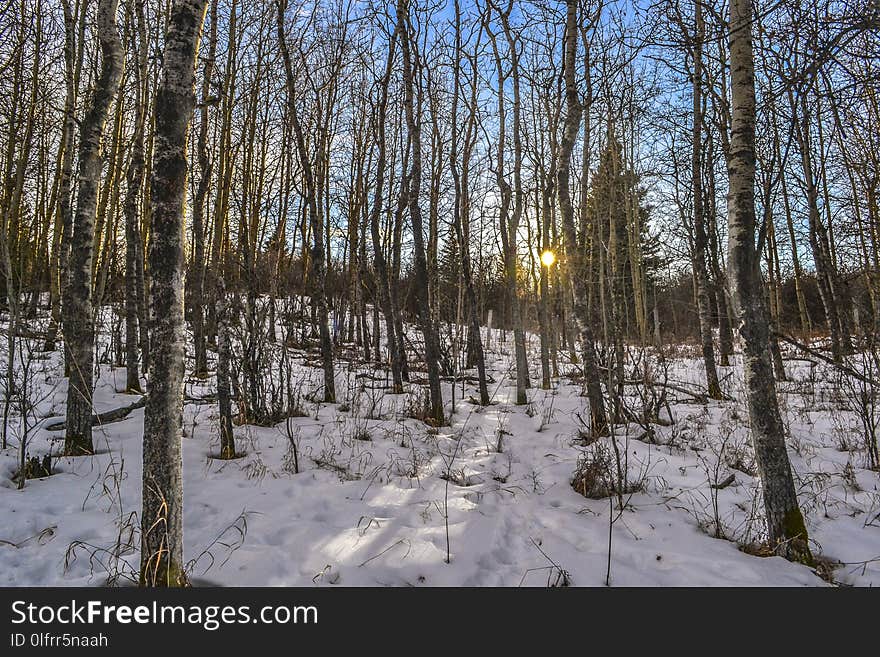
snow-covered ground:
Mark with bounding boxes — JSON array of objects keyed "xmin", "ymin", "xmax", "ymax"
[{"xmin": 1, "ymin": 313, "xmax": 878, "ymax": 586}]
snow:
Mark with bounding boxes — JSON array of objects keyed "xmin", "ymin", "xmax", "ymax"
[{"xmin": 1, "ymin": 313, "xmax": 878, "ymax": 587}]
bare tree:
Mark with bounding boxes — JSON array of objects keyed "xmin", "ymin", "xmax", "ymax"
[
  {"xmin": 140, "ymin": 0, "xmax": 209, "ymax": 587},
  {"xmin": 726, "ymin": 0, "xmax": 811, "ymax": 564},
  {"xmin": 450, "ymin": 0, "xmax": 489, "ymax": 405},
  {"xmin": 277, "ymin": 0, "xmax": 336, "ymax": 404},
  {"xmin": 558, "ymin": 0, "xmax": 606, "ymax": 436},
  {"xmin": 367, "ymin": 15, "xmax": 406, "ymax": 394},
  {"xmin": 188, "ymin": 0, "xmax": 219, "ymax": 379},
  {"xmin": 62, "ymin": 0, "xmax": 124, "ymax": 456},
  {"xmin": 398, "ymin": 0, "xmax": 444, "ymax": 425},
  {"xmin": 122, "ymin": 0, "xmax": 149, "ymax": 393},
  {"xmin": 691, "ymin": 0, "xmax": 722, "ymax": 398},
  {"xmin": 486, "ymin": 0, "xmax": 530, "ymax": 406}
]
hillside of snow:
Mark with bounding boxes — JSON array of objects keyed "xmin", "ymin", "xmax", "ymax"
[{"xmin": 1, "ymin": 312, "xmax": 878, "ymax": 587}]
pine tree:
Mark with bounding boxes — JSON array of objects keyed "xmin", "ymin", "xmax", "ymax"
[{"xmin": 584, "ymin": 136, "xmax": 659, "ymax": 339}]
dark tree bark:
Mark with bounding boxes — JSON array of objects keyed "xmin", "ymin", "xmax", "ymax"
[
  {"xmin": 216, "ymin": 280, "xmax": 235, "ymax": 459},
  {"xmin": 398, "ymin": 0, "xmax": 444, "ymax": 425},
  {"xmin": 277, "ymin": 0, "xmax": 336, "ymax": 403}
]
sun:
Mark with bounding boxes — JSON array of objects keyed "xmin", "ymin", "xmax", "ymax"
[{"xmin": 540, "ymin": 250, "xmax": 556, "ymax": 267}]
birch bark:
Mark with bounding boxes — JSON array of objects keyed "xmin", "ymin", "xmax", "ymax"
[
  {"xmin": 726, "ymin": 0, "xmax": 811, "ymax": 563},
  {"xmin": 140, "ymin": 0, "xmax": 209, "ymax": 587},
  {"xmin": 62, "ymin": 0, "xmax": 124, "ymax": 456}
]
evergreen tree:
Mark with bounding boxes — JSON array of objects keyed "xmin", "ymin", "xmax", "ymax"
[{"xmin": 585, "ymin": 136, "xmax": 659, "ymax": 338}]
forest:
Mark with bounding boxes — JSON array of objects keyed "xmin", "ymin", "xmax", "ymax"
[{"xmin": 0, "ymin": 0, "xmax": 878, "ymax": 587}]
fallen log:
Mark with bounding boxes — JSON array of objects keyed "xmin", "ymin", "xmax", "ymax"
[
  {"xmin": 43, "ymin": 395, "xmax": 147, "ymax": 431},
  {"xmin": 354, "ymin": 372, "xmax": 387, "ymax": 381},
  {"xmin": 0, "ymin": 326, "xmax": 46, "ymax": 340},
  {"xmin": 774, "ymin": 332, "xmax": 873, "ymax": 385},
  {"xmin": 710, "ymin": 473, "xmax": 736, "ymax": 490},
  {"xmin": 441, "ymin": 373, "xmax": 497, "ymax": 385},
  {"xmin": 651, "ymin": 381, "xmax": 711, "ymax": 403}
]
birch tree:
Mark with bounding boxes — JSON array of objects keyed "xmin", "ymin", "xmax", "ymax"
[
  {"xmin": 62, "ymin": 0, "xmax": 124, "ymax": 455},
  {"xmin": 558, "ymin": 0, "xmax": 606, "ymax": 436},
  {"xmin": 140, "ymin": 0, "xmax": 209, "ymax": 587},
  {"xmin": 726, "ymin": 0, "xmax": 811, "ymax": 564},
  {"xmin": 123, "ymin": 0, "xmax": 149, "ymax": 393}
]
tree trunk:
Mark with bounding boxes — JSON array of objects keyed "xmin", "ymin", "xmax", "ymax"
[
  {"xmin": 123, "ymin": 0, "xmax": 149, "ymax": 393},
  {"xmin": 216, "ymin": 280, "xmax": 235, "ymax": 459},
  {"xmin": 705, "ymin": 140, "xmax": 734, "ymax": 366},
  {"xmin": 726, "ymin": 0, "xmax": 811, "ymax": 565},
  {"xmin": 62, "ymin": 0, "xmax": 124, "ymax": 456},
  {"xmin": 450, "ymin": 0, "xmax": 488, "ymax": 405},
  {"xmin": 44, "ymin": 0, "xmax": 79, "ymax": 353},
  {"xmin": 691, "ymin": 2, "xmax": 722, "ymax": 399},
  {"xmin": 277, "ymin": 0, "xmax": 336, "ymax": 403},
  {"xmin": 367, "ymin": 24, "xmax": 405, "ymax": 393},
  {"xmin": 790, "ymin": 87, "xmax": 846, "ymax": 359},
  {"xmin": 189, "ymin": 0, "xmax": 218, "ymax": 379},
  {"xmin": 140, "ymin": 0, "xmax": 209, "ymax": 587},
  {"xmin": 398, "ymin": 0, "xmax": 444, "ymax": 425},
  {"xmin": 495, "ymin": 3, "xmax": 530, "ymax": 404},
  {"xmin": 558, "ymin": 0, "xmax": 606, "ymax": 436}
]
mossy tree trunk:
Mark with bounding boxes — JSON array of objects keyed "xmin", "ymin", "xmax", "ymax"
[{"xmin": 726, "ymin": 0, "xmax": 812, "ymax": 565}]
